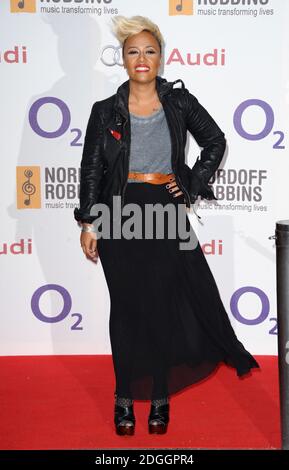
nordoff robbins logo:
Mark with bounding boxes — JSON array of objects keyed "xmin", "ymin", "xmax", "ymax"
[
  {"xmin": 197, "ymin": 0, "xmax": 269, "ymax": 4},
  {"xmin": 100, "ymin": 45, "xmax": 123, "ymax": 67},
  {"xmin": 89, "ymin": 197, "xmax": 199, "ymax": 251}
]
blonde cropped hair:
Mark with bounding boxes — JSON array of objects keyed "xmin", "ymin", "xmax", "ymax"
[{"xmin": 110, "ymin": 15, "xmax": 164, "ymax": 55}]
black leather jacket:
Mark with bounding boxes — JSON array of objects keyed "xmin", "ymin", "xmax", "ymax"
[{"xmin": 74, "ymin": 75, "xmax": 226, "ymax": 224}]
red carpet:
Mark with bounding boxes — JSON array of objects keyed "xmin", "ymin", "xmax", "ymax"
[{"xmin": 0, "ymin": 355, "xmax": 280, "ymax": 449}]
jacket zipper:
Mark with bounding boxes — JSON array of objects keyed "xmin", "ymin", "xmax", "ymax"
[
  {"xmin": 161, "ymin": 100, "xmax": 201, "ymax": 219},
  {"xmin": 169, "ymin": 100, "xmax": 202, "ymax": 220},
  {"xmin": 170, "ymin": 104, "xmax": 191, "ymax": 209},
  {"xmin": 121, "ymin": 117, "xmax": 129, "ymax": 210}
]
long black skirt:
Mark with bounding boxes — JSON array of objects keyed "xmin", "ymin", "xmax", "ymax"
[{"xmin": 97, "ymin": 181, "xmax": 260, "ymax": 400}]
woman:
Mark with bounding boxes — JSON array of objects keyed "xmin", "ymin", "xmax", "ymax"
[{"xmin": 74, "ymin": 15, "xmax": 260, "ymax": 436}]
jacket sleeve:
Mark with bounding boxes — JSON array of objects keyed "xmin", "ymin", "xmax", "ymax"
[
  {"xmin": 185, "ymin": 91, "xmax": 226, "ymax": 203},
  {"xmin": 74, "ymin": 102, "xmax": 105, "ymax": 224}
]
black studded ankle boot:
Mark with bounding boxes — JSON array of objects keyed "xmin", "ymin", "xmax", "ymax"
[
  {"xmin": 114, "ymin": 394, "xmax": 135, "ymax": 436},
  {"xmin": 148, "ymin": 397, "xmax": 170, "ymax": 434}
]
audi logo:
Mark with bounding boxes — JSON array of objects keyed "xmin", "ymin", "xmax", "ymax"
[{"xmin": 100, "ymin": 45, "xmax": 123, "ymax": 67}]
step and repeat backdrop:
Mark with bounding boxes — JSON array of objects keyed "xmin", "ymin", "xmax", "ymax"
[{"xmin": 1, "ymin": 0, "xmax": 288, "ymax": 356}]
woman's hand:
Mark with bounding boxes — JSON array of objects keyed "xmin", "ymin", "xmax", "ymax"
[
  {"xmin": 166, "ymin": 176, "xmax": 185, "ymax": 200},
  {"xmin": 80, "ymin": 224, "xmax": 98, "ymax": 262}
]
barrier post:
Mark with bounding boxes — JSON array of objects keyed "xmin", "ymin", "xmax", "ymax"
[{"xmin": 270, "ymin": 220, "xmax": 289, "ymax": 449}]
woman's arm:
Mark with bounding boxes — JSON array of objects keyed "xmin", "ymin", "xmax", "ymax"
[
  {"xmin": 74, "ymin": 102, "xmax": 105, "ymax": 224},
  {"xmin": 185, "ymin": 92, "xmax": 227, "ymax": 203}
]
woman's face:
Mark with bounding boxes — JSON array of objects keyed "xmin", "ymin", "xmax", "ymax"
[{"xmin": 122, "ymin": 31, "xmax": 162, "ymax": 83}]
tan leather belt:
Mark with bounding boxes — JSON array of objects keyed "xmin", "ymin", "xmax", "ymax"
[{"xmin": 128, "ymin": 172, "xmax": 175, "ymax": 184}]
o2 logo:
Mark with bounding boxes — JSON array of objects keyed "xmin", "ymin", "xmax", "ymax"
[
  {"xmin": 233, "ymin": 99, "xmax": 285, "ymax": 149},
  {"xmin": 29, "ymin": 97, "xmax": 82, "ymax": 147},
  {"xmin": 31, "ymin": 284, "xmax": 83, "ymax": 330},
  {"xmin": 230, "ymin": 286, "xmax": 277, "ymax": 335}
]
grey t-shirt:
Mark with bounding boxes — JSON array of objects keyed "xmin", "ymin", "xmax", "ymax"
[{"xmin": 127, "ymin": 106, "xmax": 173, "ymax": 183}]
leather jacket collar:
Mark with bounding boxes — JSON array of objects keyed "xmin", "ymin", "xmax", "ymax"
[{"xmin": 114, "ymin": 75, "xmax": 185, "ymax": 119}]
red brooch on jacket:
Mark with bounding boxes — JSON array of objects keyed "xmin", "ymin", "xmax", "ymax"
[{"xmin": 109, "ymin": 128, "xmax": 122, "ymax": 141}]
